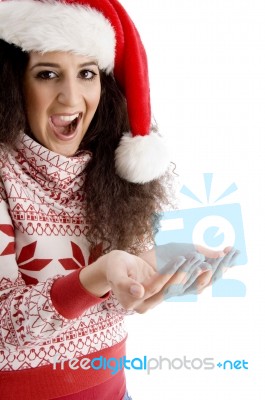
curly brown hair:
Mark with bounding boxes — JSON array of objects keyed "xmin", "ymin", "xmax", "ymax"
[{"xmin": 0, "ymin": 39, "xmax": 173, "ymax": 255}]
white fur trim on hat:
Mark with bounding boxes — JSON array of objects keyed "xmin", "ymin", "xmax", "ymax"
[
  {"xmin": 115, "ymin": 132, "xmax": 170, "ymax": 184},
  {"xmin": 0, "ymin": 0, "xmax": 116, "ymax": 73}
]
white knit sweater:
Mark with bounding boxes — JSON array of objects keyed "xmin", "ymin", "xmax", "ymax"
[{"xmin": 0, "ymin": 133, "xmax": 128, "ymax": 399}]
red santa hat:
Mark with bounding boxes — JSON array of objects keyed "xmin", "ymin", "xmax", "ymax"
[{"xmin": 0, "ymin": 0, "xmax": 170, "ymax": 183}]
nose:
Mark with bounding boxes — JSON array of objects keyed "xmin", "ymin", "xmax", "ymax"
[{"xmin": 57, "ymin": 77, "xmax": 82, "ymax": 107}]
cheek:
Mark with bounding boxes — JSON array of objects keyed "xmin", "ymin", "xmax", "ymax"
[
  {"xmin": 89, "ymin": 83, "xmax": 101, "ymax": 110},
  {"xmin": 24, "ymin": 86, "xmax": 50, "ymax": 135},
  {"xmin": 24, "ymin": 85, "xmax": 43, "ymax": 115}
]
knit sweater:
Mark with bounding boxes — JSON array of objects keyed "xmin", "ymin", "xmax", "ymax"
[{"xmin": 0, "ymin": 133, "xmax": 129, "ymax": 399}]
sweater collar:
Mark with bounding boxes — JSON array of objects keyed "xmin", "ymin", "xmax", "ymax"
[{"xmin": 14, "ymin": 132, "xmax": 91, "ymax": 190}]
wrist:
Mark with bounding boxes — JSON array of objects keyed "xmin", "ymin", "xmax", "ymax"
[{"xmin": 79, "ymin": 254, "xmax": 111, "ymax": 297}]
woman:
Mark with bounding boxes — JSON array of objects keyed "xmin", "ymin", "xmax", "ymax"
[{"xmin": 0, "ymin": 1, "xmax": 238, "ymax": 399}]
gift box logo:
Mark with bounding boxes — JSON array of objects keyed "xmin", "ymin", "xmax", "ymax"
[{"xmin": 155, "ymin": 173, "xmax": 247, "ymax": 299}]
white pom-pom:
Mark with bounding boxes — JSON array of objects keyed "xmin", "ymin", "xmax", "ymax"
[{"xmin": 115, "ymin": 132, "xmax": 170, "ymax": 183}]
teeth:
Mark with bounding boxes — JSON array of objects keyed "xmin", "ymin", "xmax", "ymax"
[{"xmin": 59, "ymin": 113, "xmax": 79, "ymax": 122}]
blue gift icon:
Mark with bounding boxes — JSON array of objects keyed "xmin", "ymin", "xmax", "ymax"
[
  {"xmin": 154, "ymin": 174, "xmax": 247, "ymax": 299},
  {"xmin": 155, "ymin": 203, "xmax": 247, "ymax": 266}
]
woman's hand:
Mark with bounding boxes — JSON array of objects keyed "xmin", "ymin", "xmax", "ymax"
[
  {"xmin": 134, "ymin": 244, "xmax": 240, "ymax": 311},
  {"xmin": 80, "ymin": 249, "xmax": 199, "ymax": 312},
  {"xmin": 187, "ymin": 245, "xmax": 240, "ymax": 294},
  {"xmin": 102, "ymin": 249, "xmax": 213, "ymax": 313},
  {"xmin": 80, "ymin": 245, "xmax": 239, "ymax": 314}
]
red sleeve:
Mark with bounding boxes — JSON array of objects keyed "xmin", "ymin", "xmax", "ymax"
[{"xmin": 50, "ymin": 269, "xmax": 110, "ymax": 319}]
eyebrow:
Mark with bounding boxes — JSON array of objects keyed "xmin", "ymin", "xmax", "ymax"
[{"xmin": 30, "ymin": 61, "xmax": 98, "ymax": 70}]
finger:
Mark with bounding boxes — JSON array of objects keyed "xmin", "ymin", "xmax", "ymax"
[
  {"xmin": 136, "ymin": 280, "xmax": 176, "ymax": 312},
  {"xmin": 211, "ymin": 266, "xmax": 224, "ymax": 283},
  {"xmin": 137, "ymin": 263, "xmax": 208, "ymax": 310},
  {"xmin": 164, "ymin": 256, "xmax": 209, "ymax": 294},
  {"xmin": 221, "ymin": 248, "xmax": 240, "ymax": 268},
  {"xmin": 184, "ymin": 269, "xmax": 213, "ymax": 295},
  {"xmin": 204, "ymin": 247, "xmax": 239, "ymax": 271},
  {"xmin": 182, "ymin": 262, "xmax": 212, "ymax": 292},
  {"xmin": 182, "ymin": 248, "xmax": 240, "ymax": 294},
  {"xmin": 210, "ymin": 248, "xmax": 240, "ymax": 283},
  {"xmin": 196, "ymin": 270, "xmax": 213, "ymax": 288},
  {"xmin": 212, "ymin": 248, "xmax": 236, "ymax": 275},
  {"xmin": 139, "ymin": 257, "xmax": 207, "ymax": 306},
  {"xmin": 162, "ymin": 264, "xmax": 201, "ymax": 299},
  {"xmin": 195, "ymin": 245, "xmax": 225, "ymax": 259},
  {"xmin": 163, "ymin": 254, "xmax": 204, "ymax": 284},
  {"xmin": 204, "ymin": 251, "xmax": 227, "ymax": 273},
  {"xmin": 108, "ymin": 273, "xmax": 145, "ymax": 304},
  {"xmin": 143, "ymin": 260, "xmax": 185, "ymax": 298},
  {"xmin": 129, "ymin": 282, "xmax": 145, "ymax": 298},
  {"xmin": 163, "ymin": 254, "xmax": 211, "ymax": 295},
  {"xmin": 144, "ymin": 253, "xmax": 202, "ymax": 298}
]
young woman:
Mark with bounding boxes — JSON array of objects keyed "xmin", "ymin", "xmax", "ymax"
[{"xmin": 0, "ymin": 1, "xmax": 238, "ymax": 399}]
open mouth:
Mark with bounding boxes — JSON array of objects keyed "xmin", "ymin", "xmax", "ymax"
[{"xmin": 49, "ymin": 113, "xmax": 82, "ymax": 138}]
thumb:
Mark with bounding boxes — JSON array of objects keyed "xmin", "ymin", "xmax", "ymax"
[
  {"xmin": 129, "ymin": 280, "xmax": 145, "ymax": 298},
  {"xmin": 108, "ymin": 268, "xmax": 145, "ymax": 299}
]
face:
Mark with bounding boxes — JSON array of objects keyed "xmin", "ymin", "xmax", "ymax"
[{"xmin": 23, "ymin": 51, "xmax": 101, "ymax": 156}]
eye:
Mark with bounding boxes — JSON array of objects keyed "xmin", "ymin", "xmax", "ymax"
[
  {"xmin": 36, "ymin": 71, "xmax": 57, "ymax": 80},
  {"xmin": 79, "ymin": 69, "xmax": 97, "ymax": 80}
]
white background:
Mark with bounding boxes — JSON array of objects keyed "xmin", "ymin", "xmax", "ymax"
[{"xmin": 119, "ymin": 1, "xmax": 265, "ymax": 399}]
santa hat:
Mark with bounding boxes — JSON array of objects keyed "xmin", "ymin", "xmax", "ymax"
[{"xmin": 0, "ymin": 0, "xmax": 170, "ymax": 183}]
